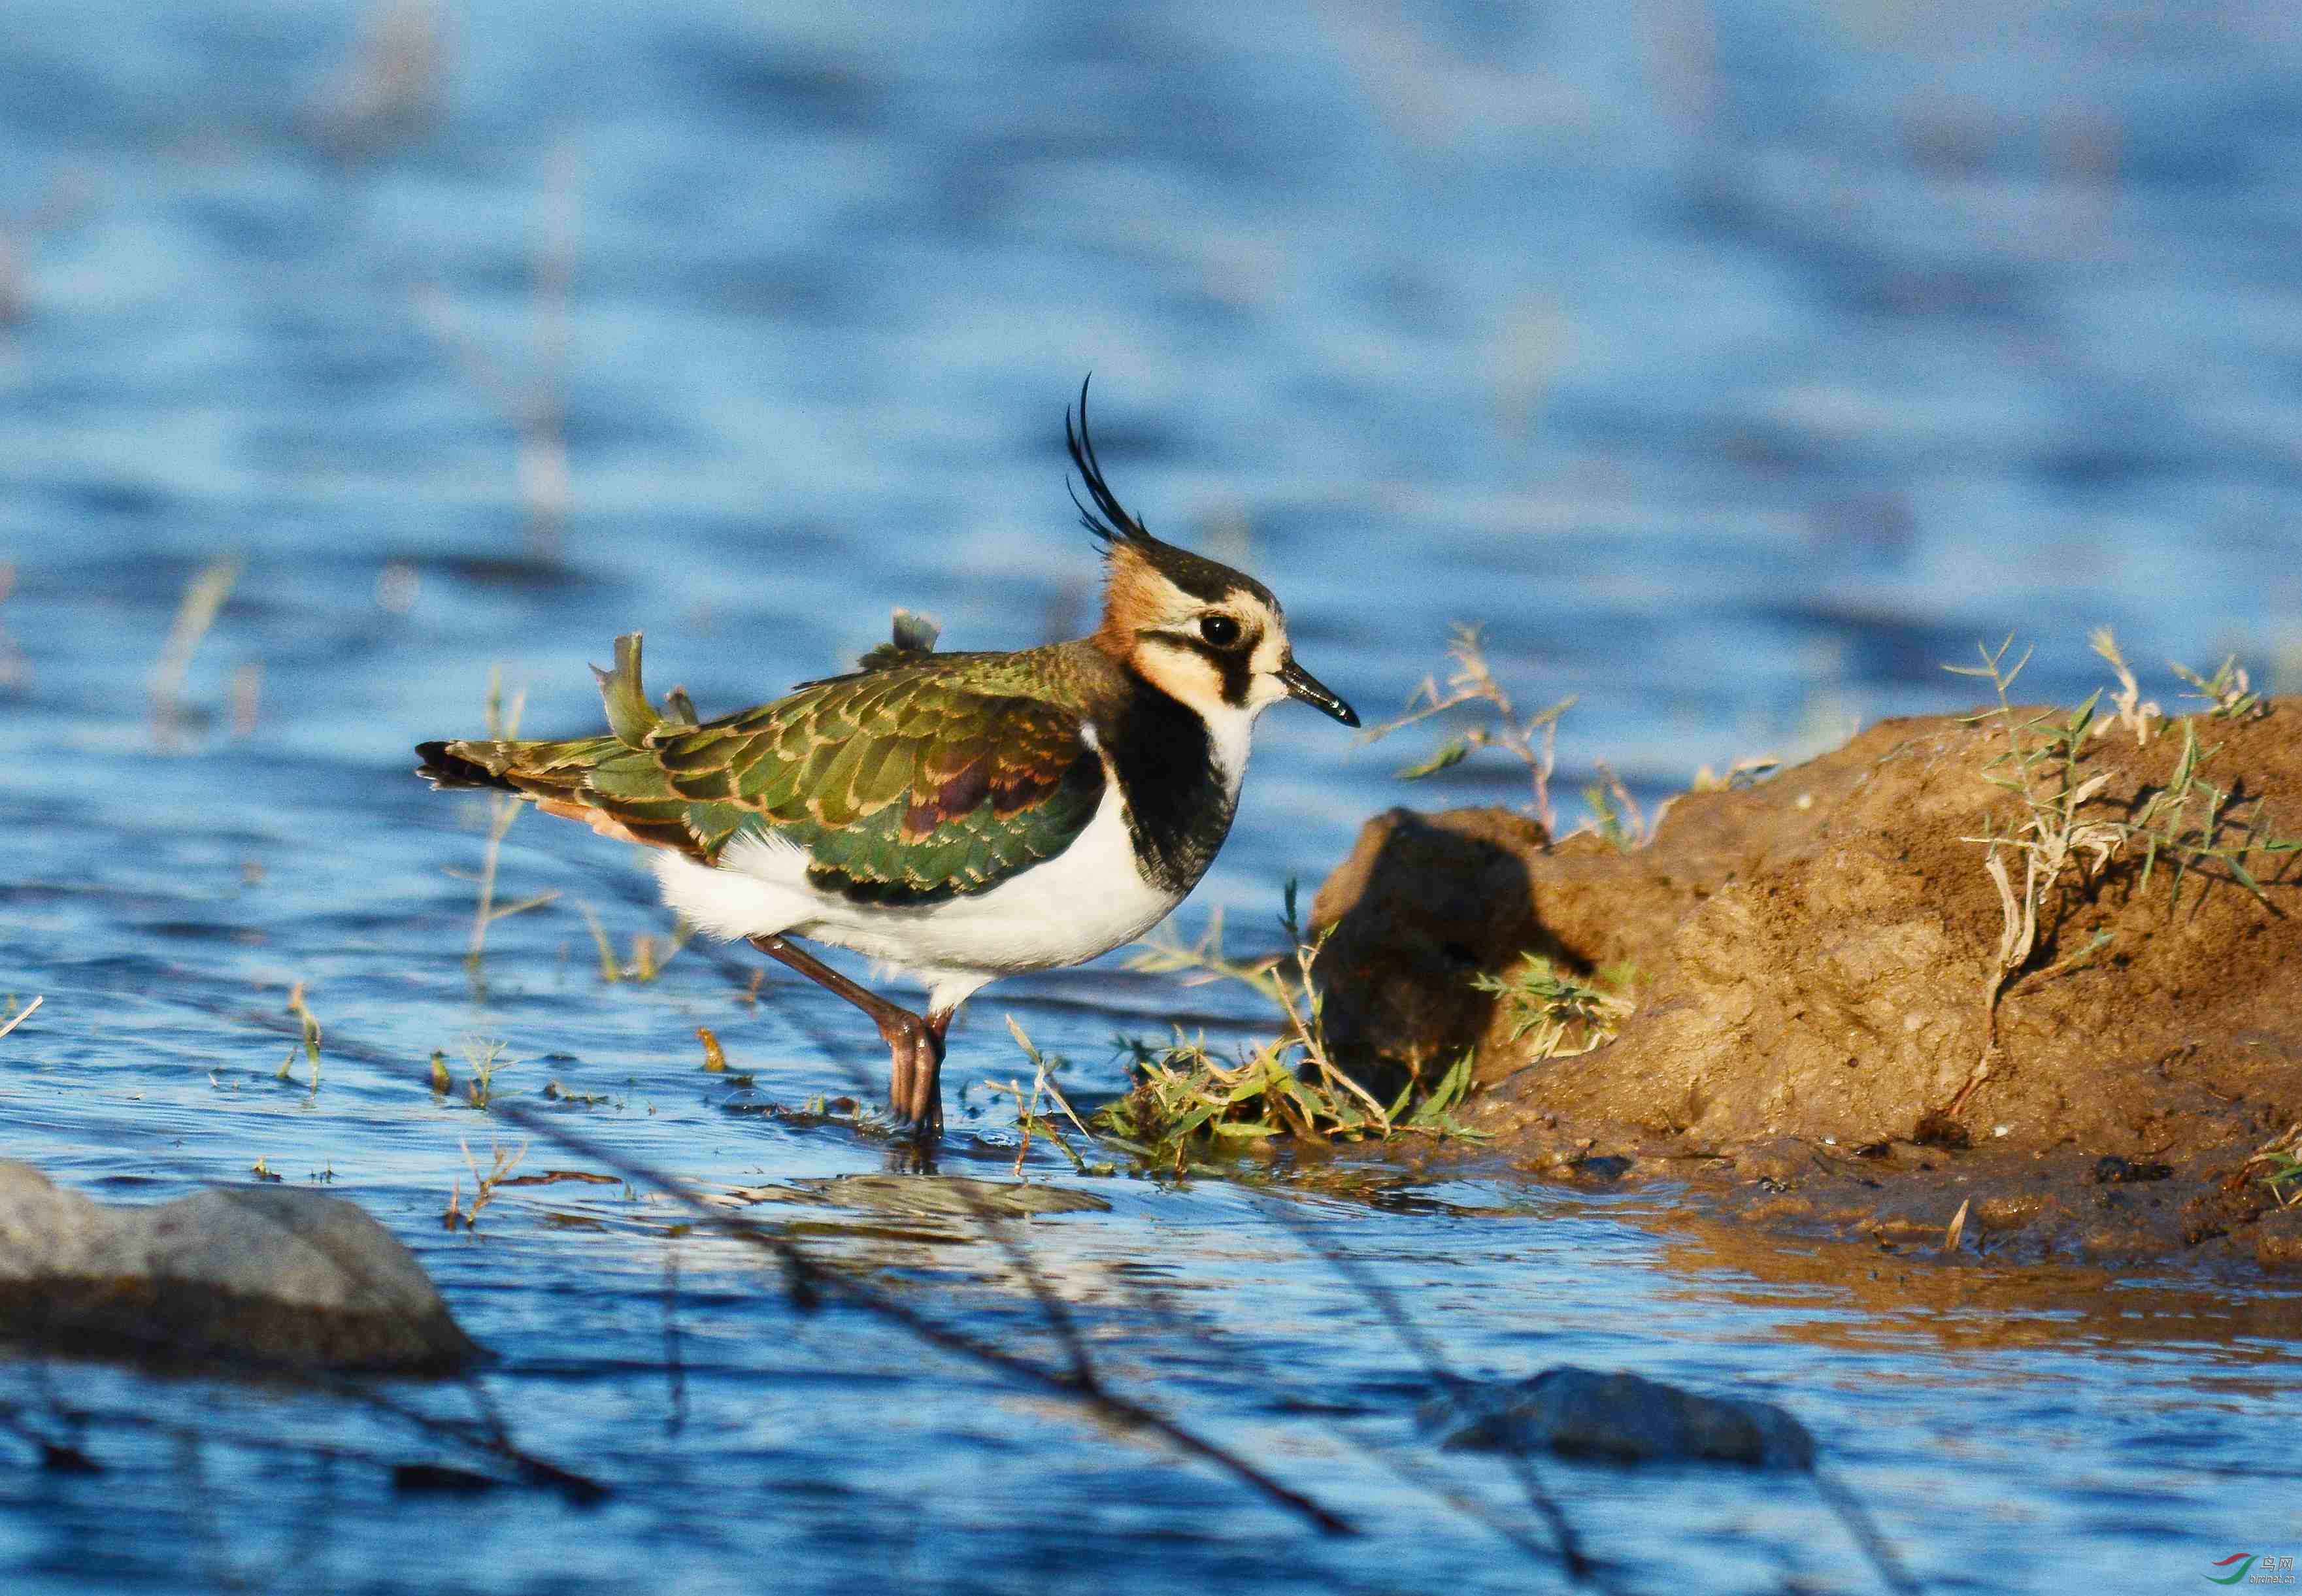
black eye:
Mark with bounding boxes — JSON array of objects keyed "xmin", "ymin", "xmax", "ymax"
[{"xmin": 1199, "ymin": 614, "xmax": 1242, "ymax": 648}]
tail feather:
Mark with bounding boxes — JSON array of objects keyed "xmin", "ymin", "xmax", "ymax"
[
  {"xmin": 414, "ymin": 740, "xmax": 516, "ymax": 791},
  {"xmin": 414, "ymin": 632, "xmax": 705, "ymax": 853}
]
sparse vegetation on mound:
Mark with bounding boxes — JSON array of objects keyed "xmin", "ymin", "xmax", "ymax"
[{"xmin": 1309, "ymin": 630, "xmax": 2302, "ymax": 1269}]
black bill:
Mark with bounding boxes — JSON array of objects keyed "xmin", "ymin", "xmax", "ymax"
[{"xmin": 1279, "ymin": 657, "xmax": 1359, "ymax": 727}]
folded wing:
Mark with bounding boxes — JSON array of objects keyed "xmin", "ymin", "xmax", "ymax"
[{"xmin": 417, "ymin": 635, "xmax": 1106, "ymax": 906}]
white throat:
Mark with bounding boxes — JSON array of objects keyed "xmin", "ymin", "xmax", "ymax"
[{"xmin": 1203, "ymin": 700, "xmax": 1259, "ymax": 801}]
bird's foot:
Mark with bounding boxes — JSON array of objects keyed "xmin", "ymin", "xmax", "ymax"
[{"xmin": 879, "ymin": 1007, "xmax": 948, "ymax": 1149}]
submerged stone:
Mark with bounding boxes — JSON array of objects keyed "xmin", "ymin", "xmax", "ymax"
[
  {"xmin": 812, "ymin": 1174, "xmax": 1112, "ymax": 1218},
  {"xmin": 0, "ymin": 1161, "xmax": 478, "ymax": 1374},
  {"xmin": 1431, "ymin": 1365, "xmax": 1816, "ymax": 1471}
]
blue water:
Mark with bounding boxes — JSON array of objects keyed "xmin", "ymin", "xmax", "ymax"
[{"xmin": 2, "ymin": 1, "xmax": 2299, "ymax": 1589}]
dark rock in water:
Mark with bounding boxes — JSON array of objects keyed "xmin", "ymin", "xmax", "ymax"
[
  {"xmin": 1910, "ymin": 1112, "xmax": 1971, "ymax": 1151},
  {"xmin": 2087, "ymin": 1154, "xmax": 2171, "ymax": 1185},
  {"xmin": 0, "ymin": 1161, "xmax": 479, "ymax": 1374},
  {"xmin": 2256, "ymin": 1211, "xmax": 2302, "ymax": 1271},
  {"xmin": 1733, "ymin": 1137, "xmax": 1818, "ymax": 1189},
  {"xmin": 1430, "ymin": 1365, "xmax": 1815, "ymax": 1471}
]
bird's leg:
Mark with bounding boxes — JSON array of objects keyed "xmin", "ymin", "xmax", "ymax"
[
  {"xmin": 746, "ymin": 935, "xmax": 943, "ymax": 1138},
  {"xmin": 914, "ymin": 1006, "xmax": 952, "ymax": 1126}
]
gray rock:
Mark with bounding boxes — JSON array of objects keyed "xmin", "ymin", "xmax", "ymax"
[
  {"xmin": 1430, "ymin": 1365, "xmax": 1816, "ymax": 1471},
  {"xmin": 0, "ymin": 1161, "xmax": 478, "ymax": 1374}
]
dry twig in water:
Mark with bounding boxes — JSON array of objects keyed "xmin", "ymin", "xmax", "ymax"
[
  {"xmin": 1361, "ymin": 624, "xmax": 1576, "ymax": 833},
  {"xmin": 0, "ymin": 995, "xmax": 41, "ymax": 1041},
  {"xmin": 151, "ymin": 559, "xmax": 241, "ymax": 744}
]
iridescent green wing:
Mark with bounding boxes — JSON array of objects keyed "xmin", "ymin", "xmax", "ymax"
[
  {"xmin": 427, "ymin": 637, "xmax": 1107, "ymax": 905},
  {"xmin": 653, "ymin": 667, "xmax": 1106, "ymax": 903}
]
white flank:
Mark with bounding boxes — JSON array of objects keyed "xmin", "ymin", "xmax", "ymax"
[{"xmin": 652, "ymin": 722, "xmax": 1253, "ymax": 1015}]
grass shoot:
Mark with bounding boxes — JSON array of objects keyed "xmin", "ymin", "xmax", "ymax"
[
  {"xmin": 1361, "ymin": 623, "xmax": 1576, "ymax": 833},
  {"xmin": 460, "ymin": 1036, "xmax": 515, "ymax": 1108},
  {"xmin": 990, "ymin": 1019, "xmax": 1105, "ymax": 1176},
  {"xmin": 278, "ymin": 980, "xmax": 323, "ymax": 1094},
  {"xmin": 150, "ymin": 558, "xmax": 241, "ymax": 743},
  {"xmin": 450, "ymin": 670, "xmax": 558, "ymax": 974},
  {"xmin": 2250, "ymin": 1123, "xmax": 2302, "ymax": 1206},
  {"xmin": 1469, "ymin": 956, "xmax": 1633, "ymax": 1063}
]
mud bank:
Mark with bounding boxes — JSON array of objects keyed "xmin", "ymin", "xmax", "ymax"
[{"xmin": 1313, "ymin": 704, "xmax": 2302, "ymax": 1269}]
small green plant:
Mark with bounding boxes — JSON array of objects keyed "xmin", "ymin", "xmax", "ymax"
[
  {"xmin": 1361, "ymin": 623, "xmax": 1576, "ymax": 833},
  {"xmin": 461, "ymin": 1036, "xmax": 515, "ymax": 1108},
  {"xmin": 2250, "ymin": 1123, "xmax": 2302, "ymax": 1206},
  {"xmin": 1471, "ymin": 956, "xmax": 1633, "ymax": 1061},
  {"xmin": 1581, "ymin": 763, "xmax": 1649, "ymax": 852},
  {"xmin": 2169, "ymin": 652, "xmax": 2264, "ymax": 721}
]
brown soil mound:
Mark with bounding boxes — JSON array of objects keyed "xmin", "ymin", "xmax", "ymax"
[{"xmin": 1312, "ymin": 705, "xmax": 2302, "ymax": 1269}]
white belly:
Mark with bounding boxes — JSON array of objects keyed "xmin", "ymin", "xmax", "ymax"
[{"xmin": 650, "ymin": 780, "xmax": 1195, "ymax": 1012}]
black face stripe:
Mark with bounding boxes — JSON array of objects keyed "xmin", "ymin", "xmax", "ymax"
[
  {"xmin": 1146, "ymin": 629, "xmax": 1254, "ymax": 708},
  {"xmin": 1105, "ymin": 667, "xmax": 1237, "ymax": 893}
]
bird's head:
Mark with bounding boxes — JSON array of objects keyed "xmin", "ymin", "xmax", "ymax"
[{"xmin": 1069, "ymin": 383, "xmax": 1358, "ymax": 731}]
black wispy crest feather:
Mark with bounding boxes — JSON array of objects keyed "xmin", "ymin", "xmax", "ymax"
[
  {"xmin": 1065, "ymin": 374, "xmax": 1150, "ymax": 549},
  {"xmin": 1060, "ymin": 374, "xmax": 1282, "ymax": 610}
]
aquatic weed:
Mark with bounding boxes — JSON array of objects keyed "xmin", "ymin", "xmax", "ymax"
[{"xmin": 459, "ymin": 1037, "xmax": 515, "ymax": 1108}]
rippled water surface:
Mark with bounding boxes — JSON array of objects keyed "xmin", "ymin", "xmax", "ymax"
[{"xmin": 3, "ymin": 2, "xmax": 2301, "ymax": 1590}]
